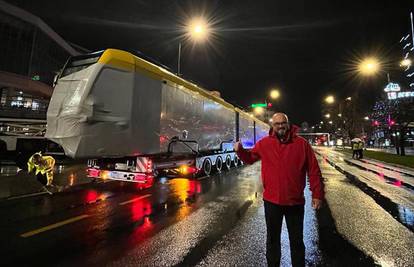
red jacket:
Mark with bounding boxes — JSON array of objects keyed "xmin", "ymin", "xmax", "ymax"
[{"xmin": 236, "ymin": 125, "xmax": 324, "ymax": 205}]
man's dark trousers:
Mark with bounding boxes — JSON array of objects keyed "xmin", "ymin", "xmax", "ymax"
[{"xmin": 264, "ymin": 200, "xmax": 305, "ymax": 267}]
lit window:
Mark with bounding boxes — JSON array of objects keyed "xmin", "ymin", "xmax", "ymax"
[
  {"xmin": 32, "ymin": 101, "xmax": 39, "ymax": 110},
  {"xmin": 11, "ymin": 101, "xmax": 23, "ymax": 107}
]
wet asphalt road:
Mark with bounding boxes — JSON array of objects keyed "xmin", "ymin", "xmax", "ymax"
[{"xmin": 1, "ymin": 148, "xmax": 413, "ymax": 266}]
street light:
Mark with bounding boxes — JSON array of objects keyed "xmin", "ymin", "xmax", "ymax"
[
  {"xmin": 358, "ymin": 57, "xmax": 380, "ymax": 76},
  {"xmin": 364, "ymin": 116, "xmax": 369, "ymax": 120},
  {"xmin": 324, "ymin": 95, "xmax": 335, "ymax": 104},
  {"xmin": 254, "ymin": 106, "xmax": 264, "ymax": 115},
  {"xmin": 178, "ymin": 17, "xmax": 211, "ymax": 75},
  {"xmin": 270, "ymin": 89, "xmax": 280, "ymax": 100},
  {"xmin": 324, "ymin": 113, "xmax": 330, "ymax": 118},
  {"xmin": 186, "ymin": 18, "xmax": 210, "ymax": 42}
]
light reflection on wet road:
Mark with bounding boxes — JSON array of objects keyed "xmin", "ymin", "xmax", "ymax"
[{"xmin": 1, "ymin": 148, "xmax": 414, "ymax": 266}]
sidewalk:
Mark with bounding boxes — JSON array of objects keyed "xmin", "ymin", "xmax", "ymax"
[{"xmin": 0, "ymin": 162, "xmax": 94, "ymax": 200}]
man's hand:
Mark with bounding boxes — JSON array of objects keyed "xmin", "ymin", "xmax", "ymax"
[
  {"xmin": 234, "ymin": 141, "xmax": 242, "ymax": 152},
  {"xmin": 312, "ymin": 198, "xmax": 323, "ymax": 210}
]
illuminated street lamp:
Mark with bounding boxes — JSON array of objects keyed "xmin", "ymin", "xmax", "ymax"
[
  {"xmin": 178, "ymin": 17, "xmax": 211, "ymax": 75},
  {"xmin": 328, "ymin": 121, "xmax": 333, "ymax": 124},
  {"xmin": 324, "ymin": 95, "xmax": 335, "ymax": 104},
  {"xmin": 358, "ymin": 57, "xmax": 380, "ymax": 76},
  {"xmin": 254, "ymin": 106, "xmax": 264, "ymax": 115},
  {"xmin": 345, "ymin": 97, "xmax": 352, "ymax": 101},
  {"xmin": 270, "ymin": 89, "xmax": 280, "ymax": 100},
  {"xmin": 324, "ymin": 113, "xmax": 330, "ymax": 118},
  {"xmin": 338, "ymin": 113, "xmax": 342, "ymax": 117},
  {"xmin": 186, "ymin": 18, "xmax": 210, "ymax": 42},
  {"xmin": 364, "ymin": 116, "xmax": 369, "ymax": 120}
]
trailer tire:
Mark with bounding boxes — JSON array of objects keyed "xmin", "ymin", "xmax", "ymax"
[
  {"xmin": 202, "ymin": 158, "xmax": 212, "ymax": 176},
  {"xmin": 233, "ymin": 156, "xmax": 239, "ymax": 167},
  {"xmin": 225, "ymin": 155, "xmax": 232, "ymax": 170},
  {"xmin": 215, "ymin": 156, "xmax": 223, "ymax": 172}
]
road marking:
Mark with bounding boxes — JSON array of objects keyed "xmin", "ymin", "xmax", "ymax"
[
  {"xmin": 119, "ymin": 194, "xmax": 152, "ymax": 206},
  {"xmin": 197, "ymin": 175, "xmax": 209, "ymax": 180},
  {"xmin": 7, "ymin": 191, "xmax": 48, "ymax": 200},
  {"xmin": 20, "ymin": 214, "xmax": 90, "ymax": 238}
]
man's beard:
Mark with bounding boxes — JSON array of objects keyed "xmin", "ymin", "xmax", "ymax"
[{"xmin": 276, "ymin": 129, "xmax": 287, "ymax": 138}]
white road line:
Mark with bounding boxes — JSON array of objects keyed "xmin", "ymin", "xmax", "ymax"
[{"xmin": 7, "ymin": 191, "xmax": 48, "ymax": 200}]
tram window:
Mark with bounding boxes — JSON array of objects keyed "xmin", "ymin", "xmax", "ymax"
[{"xmin": 61, "ymin": 53, "xmax": 103, "ymax": 77}]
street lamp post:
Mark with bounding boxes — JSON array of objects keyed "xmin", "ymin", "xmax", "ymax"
[{"xmin": 177, "ymin": 17, "xmax": 210, "ymax": 76}]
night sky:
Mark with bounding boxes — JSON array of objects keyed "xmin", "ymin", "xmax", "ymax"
[{"xmin": 8, "ymin": 0, "xmax": 413, "ymax": 125}]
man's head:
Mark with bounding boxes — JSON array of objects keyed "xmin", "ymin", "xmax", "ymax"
[
  {"xmin": 271, "ymin": 113, "xmax": 290, "ymax": 138},
  {"xmin": 32, "ymin": 153, "xmax": 43, "ymax": 165}
]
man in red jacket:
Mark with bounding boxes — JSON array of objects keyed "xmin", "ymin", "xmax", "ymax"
[{"xmin": 234, "ymin": 113, "xmax": 324, "ymax": 267}]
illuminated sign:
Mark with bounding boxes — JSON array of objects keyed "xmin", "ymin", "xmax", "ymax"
[
  {"xmin": 387, "ymin": 91, "xmax": 414, "ymax": 100},
  {"xmin": 384, "ymin": 82, "xmax": 401, "ymax": 92},
  {"xmin": 251, "ymin": 103, "xmax": 267, "ymax": 108}
]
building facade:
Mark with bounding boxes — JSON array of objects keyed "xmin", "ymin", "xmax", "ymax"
[{"xmin": 0, "ymin": 0, "xmax": 80, "ymax": 119}]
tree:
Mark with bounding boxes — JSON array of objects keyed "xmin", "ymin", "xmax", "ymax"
[{"xmin": 371, "ymin": 98, "xmax": 414, "ymax": 156}]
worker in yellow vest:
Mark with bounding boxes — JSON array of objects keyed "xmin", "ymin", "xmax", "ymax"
[
  {"xmin": 352, "ymin": 142, "xmax": 359, "ymax": 159},
  {"xmin": 27, "ymin": 152, "xmax": 56, "ymax": 187},
  {"xmin": 358, "ymin": 141, "xmax": 364, "ymax": 159}
]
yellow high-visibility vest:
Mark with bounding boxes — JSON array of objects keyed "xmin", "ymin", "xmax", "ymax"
[
  {"xmin": 27, "ymin": 154, "xmax": 56, "ymax": 175},
  {"xmin": 352, "ymin": 143, "xmax": 359, "ymax": 150}
]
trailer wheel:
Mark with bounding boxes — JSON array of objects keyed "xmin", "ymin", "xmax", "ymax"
[
  {"xmin": 202, "ymin": 158, "xmax": 212, "ymax": 176},
  {"xmin": 225, "ymin": 155, "xmax": 232, "ymax": 170},
  {"xmin": 215, "ymin": 156, "xmax": 223, "ymax": 172},
  {"xmin": 233, "ymin": 156, "xmax": 239, "ymax": 167}
]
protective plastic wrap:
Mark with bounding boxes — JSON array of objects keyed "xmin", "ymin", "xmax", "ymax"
[{"xmin": 46, "ymin": 49, "xmax": 269, "ymax": 159}]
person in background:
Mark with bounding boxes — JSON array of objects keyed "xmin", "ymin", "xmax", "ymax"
[
  {"xmin": 358, "ymin": 140, "xmax": 364, "ymax": 159},
  {"xmin": 352, "ymin": 141, "xmax": 359, "ymax": 159}
]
